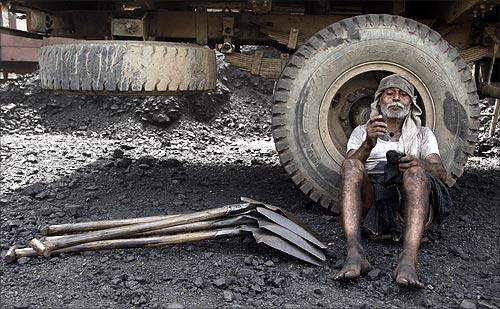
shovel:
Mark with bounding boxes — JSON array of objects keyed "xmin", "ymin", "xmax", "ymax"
[
  {"xmin": 8, "ymin": 199, "xmax": 328, "ymax": 267},
  {"xmin": 7, "ymin": 223, "xmax": 324, "ymax": 266}
]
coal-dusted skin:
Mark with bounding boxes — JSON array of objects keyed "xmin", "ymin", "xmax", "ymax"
[{"xmin": 335, "ymin": 86, "xmax": 447, "ymax": 289}]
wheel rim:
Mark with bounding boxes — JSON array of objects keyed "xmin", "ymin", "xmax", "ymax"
[{"xmin": 318, "ymin": 61, "xmax": 435, "ymax": 167}]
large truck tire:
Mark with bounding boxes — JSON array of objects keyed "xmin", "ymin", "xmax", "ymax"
[
  {"xmin": 39, "ymin": 41, "xmax": 216, "ymax": 94},
  {"xmin": 272, "ymin": 14, "xmax": 479, "ymax": 213}
]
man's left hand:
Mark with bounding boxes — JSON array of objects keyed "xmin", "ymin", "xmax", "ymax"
[{"xmin": 398, "ymin": 155, "xmax": 425, "ymax": 172}]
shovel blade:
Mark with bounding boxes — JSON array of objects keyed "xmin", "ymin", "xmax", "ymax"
[
  {"xmin": 255, "ymin": 207, "xmax": 327, "ymax": 249},
  {"xmin": 257, "ymin": 219, "xmax": 326, "ymax": 261},
  {"xmin": 252, "ymin": 229, "xmax": 325, "ymax": 267},
  {"xmin": 240, "ymin": 214, "xmax": 325, "ymax": 261},
  {"xmin": 241, "ymin": 197, "xmax": 326, "ymax": 246}
]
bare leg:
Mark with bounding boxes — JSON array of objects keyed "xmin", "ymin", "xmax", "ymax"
[
  {"xmin": 394, "ymin": 166, "xmax": 430, "ymax": 289},
  {"xmin": 334, "ymin": 159, "xmax": 374, "ymax": 281}
]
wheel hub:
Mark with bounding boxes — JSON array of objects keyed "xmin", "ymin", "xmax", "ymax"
[{"xmin": 340, "ymin": 87, "xmax": 375, "ymax": 136}]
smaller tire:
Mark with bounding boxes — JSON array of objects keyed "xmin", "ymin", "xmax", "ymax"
[{"xmin": 39, "ymin": 41, "xmax": 216, "ymax": 94}]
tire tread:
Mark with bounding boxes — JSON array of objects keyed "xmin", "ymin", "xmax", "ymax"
[
  {"xmin": 272, "ymin": 13, "xmax": 478, "ymax": 211},
  {"xmin": 39, "ymin": 42, "xmax": 216, "ymax": 93}
]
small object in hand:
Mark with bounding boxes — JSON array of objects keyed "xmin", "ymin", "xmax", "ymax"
[
  {"xmin": 386, "ymin": 150, "xmax": 406, "ymax": 164},
  {"xmin": 381, "ymin": 150, "xmax": 407, "ymax": 186},
  {"xmin": 389, "ymin": 132, "xmax": 395, "ymax": 137}
]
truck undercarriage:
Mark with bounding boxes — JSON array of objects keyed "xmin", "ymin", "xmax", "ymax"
[{"xmin": 1, "ymin": 0, "xmax": 499, "ymax": 211}]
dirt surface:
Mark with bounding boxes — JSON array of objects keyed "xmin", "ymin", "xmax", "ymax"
[{"xmin": 1, "ymin": 56, "xmax": 499, "ymax": 309}]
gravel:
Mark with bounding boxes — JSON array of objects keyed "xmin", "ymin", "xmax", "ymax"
[
  {"xmin": 461, "ymin": 299, "xmax": 478, "ymax": 309},
  {"xmin": 1, "ymin": 53, "xmax": 499, "ymax": 308}
]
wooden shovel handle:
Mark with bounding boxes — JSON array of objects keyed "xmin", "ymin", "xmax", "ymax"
[
  {"xmin": 42, "ymin": 203, "xmax": 253, "ymax": 253},
  {"xmin": 6, "ymin": 227, "xmax": 246, "ymax": 262},
  {"xmin": 41, "ymin": 214, "xmax": 181, "ymax": 235}
]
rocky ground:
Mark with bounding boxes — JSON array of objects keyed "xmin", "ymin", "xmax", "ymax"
[{"xmin": 1, "ymin": 56, "xmax": 499, "ymax": 308}]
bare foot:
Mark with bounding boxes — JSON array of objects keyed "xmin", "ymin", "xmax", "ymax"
[
  {"xmin": 394, "ymin": 255, "xmax": 424, "ymax": 289},
  {"xmin": 334, "ymin": 246, "xmax": 372, "ymax": 281}
]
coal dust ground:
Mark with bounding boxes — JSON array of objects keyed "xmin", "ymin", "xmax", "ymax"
[{"xmin": 1, "ymin": 58, "xmax": 499, "ymax": 308}]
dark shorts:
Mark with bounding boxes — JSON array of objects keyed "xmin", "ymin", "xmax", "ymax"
[{"xmin": 362, "ymin": 173, "xmax": 451, "ymax": 241}]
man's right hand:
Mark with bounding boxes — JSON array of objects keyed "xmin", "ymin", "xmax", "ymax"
[{"xmin": 366, "ymin": 115, "xmax": 387, "ymax": 148}]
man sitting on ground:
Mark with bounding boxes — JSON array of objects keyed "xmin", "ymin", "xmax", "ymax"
[{"xmin": 334, "ymin": 74, "xmax": 449, "ymax": 289}]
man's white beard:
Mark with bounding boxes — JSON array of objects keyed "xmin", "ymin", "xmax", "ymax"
[{"xmin": 380, "ymin": 101, "xmax": 411, "ymax": 119}]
